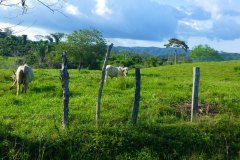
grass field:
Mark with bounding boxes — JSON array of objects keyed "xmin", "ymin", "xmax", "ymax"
[{"xmin": 0, "ymin": 60, "xmax": 240, "ymax": 159}]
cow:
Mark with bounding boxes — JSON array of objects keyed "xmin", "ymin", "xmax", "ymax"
[
  {"xmin": 10, "ymin": 64, "xmax": 34, "ymax": 95},
  {"xmin": 105, "ymin": 65, "xmax": 128, "ymax": 82}
]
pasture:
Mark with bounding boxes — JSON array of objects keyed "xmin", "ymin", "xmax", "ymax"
[{"xmin": 0, "ymin": 60, "xmax": 240, "ymax": 159}]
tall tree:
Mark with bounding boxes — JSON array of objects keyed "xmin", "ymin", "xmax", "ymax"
[
  {"xmin": 45, "ymin": 35, "xmax": 54, "ymax": 43},
  {"xmin": 190, "ymin": 44, "xmax": 223, "ymax": 61},
  {"xmin": 164, "ymin": 38, "xmax": 189, "ymax": 64},
  {"xmin": 51, "ymin": 32, "xmax": 65, "ymax": 44},
  {"xmin": 32, "ymin": 40, "xmax": 49, "ymax": 68},
  {"xmin": 67, "ymin": 29, "xmax": 107, "ymax": 70},
  {"xmin": 0, "ymin": 28, "xmax": 13, "ymax": 38}
]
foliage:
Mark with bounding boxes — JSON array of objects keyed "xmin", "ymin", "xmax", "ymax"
[
  {"xmin": 0, "ymin": 34, "xmax": 32, "ymax": 57},
  {"xmin": 108, "ymin": 51, "xmax": 167, "ymax": 68},
  {"xmin": 190, "ymin": 44, "xmax": 223, "ymax": 61},
  {"xmin": 50, "ymin": 32, "xmax": 65, "ymax": 44},
  {"xmin": 66, "ymin": 29, "xmax": 107, "ymax": 70},
  {"xmin": 164, "ymin": 38, "xmax": 189, "ymax": 64},
  {"xmin": 0, "ymin": 29, "xmax": 108, "ymax": 69},
  {"xmin": 164, "ymin": 38, "xmax": 189, "ymax": 51},
  {"xmin": 0, "ymin": 61, "xmax": 240, "ymax": 159}
]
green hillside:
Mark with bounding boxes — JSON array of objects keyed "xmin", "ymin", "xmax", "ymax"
[{"xmin": 0, "ymin": 61, "xmax": 240, "ymax": 159}]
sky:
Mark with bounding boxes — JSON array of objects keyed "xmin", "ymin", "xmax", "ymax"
[{"xmin": 1, "ymin": 0, "xmax": 240, "ymax": 53}]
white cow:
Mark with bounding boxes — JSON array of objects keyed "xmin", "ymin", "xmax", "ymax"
[
  {"xmin": 10, "ymin": 64, "xmax": 34, "ymax": 95},
  {"xmin": 105, "ymin": 65, "xmax": 128, "ymax": 82}
]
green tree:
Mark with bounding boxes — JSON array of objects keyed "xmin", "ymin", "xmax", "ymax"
[
  {"xmin": 0, "ymin": 33, "xmax": 32, "ymax": 57},
  {"xmin": 51, "ymin": 32, "xmax": 65, "ymax": 44},
  {"xmin": 32, "ymin": 40, "xmax": 55, "ymax": 68},
  {"xmin": 0, "ymin": 28, "xmax": 13, "ymax": 38},
  {"xmin": 45, "ymin": 35, "xmax": 54, "ymax": 43},
  {"xmin": 190, "ymin": 44, "xmax": 223, "ymax": 61},
  {"xmin": 164, "ymin": 38, "xmax": 189, "ymax": 64},
  {"xmin": 67, "ymin": 29, "xmax": 107, "ymax": 70},
  {"xmin": 3, "ymin": 28, "xmax": 13, "ymax": 37}
]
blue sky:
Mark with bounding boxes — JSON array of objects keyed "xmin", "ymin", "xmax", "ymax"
[{"xmin": 1, "ymin": 0, "xmax": 240, "ymax": 53}]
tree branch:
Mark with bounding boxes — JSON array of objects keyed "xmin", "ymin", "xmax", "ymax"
[{"xmin": 36, "ymin": 0, "xmax": 54, "ymax": 13}]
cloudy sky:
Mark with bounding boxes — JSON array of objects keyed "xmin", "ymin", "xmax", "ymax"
[{"xmin": 1, "ymin": 0, "xmax": 240, "ymax": 53}]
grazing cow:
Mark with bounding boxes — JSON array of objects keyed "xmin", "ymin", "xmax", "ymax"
[
  {"xmin": 10, "ymin": 64, "xmax": 34, "ymax": 95},
  {"xmin": 105, "ymin": 65, "xmax": 128, "ymax": 82}
]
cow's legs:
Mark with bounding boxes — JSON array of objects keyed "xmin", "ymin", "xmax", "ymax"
[
  {"xmin": 10, "ymin": 80, "xmax": 16, "ymax": 90},
  {"xmin": 24, "ymin": 83, "xmax": 28, "ymax": 93},
  {"xmin": 17, "ymin": 83, "xmax": 20, "ymax": 95},
  {"xmin": 104, "ymin": 72, "xmax": 108, "ymax": 83}
]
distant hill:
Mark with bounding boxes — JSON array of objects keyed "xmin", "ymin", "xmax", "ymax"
[
  {"xmin": 219, "ymin": 52, "xmax": 240, "ymax": 60},
  {"xmin": 113, "ymin": 46, "xmax": 240, "ymax": 60},
  {"xmin": 112, "ymin": 46, "xmax": 186, "ymax": 56}
]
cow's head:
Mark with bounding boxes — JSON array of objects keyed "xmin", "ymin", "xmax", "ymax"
[
  {"xmin": 10, "ymin": 71, "xmax": 16, "ymax": 90},
  {"xmin": 11, "ymin": 70, "xmax": 16, "ymax": 81},
  {"xmin": 121, "ymin": 67, "xmax": 128, "ymax": 76}
]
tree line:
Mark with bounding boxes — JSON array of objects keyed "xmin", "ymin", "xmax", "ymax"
[{"xmin": 0, "ymin": 28, "xmax": 224, "ymax": 70}]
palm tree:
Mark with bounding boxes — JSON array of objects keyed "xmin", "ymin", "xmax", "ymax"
[{"xmin": 51, "ymin": 32, "xmax": 65, "ymax": 44}]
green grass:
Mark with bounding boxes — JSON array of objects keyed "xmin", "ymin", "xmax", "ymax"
[{"xmin": 0, "ymin": 61, "xmax": 240, "ymax": 159}]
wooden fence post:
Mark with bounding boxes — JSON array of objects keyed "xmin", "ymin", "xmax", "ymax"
[
  {"xmin": 191, "ymin": 67, "xmax": 200, "ymax": 122},
  {"xmin": 60, "ymin": 51, "xmax": 69, "ymax": 128},
  {"xmin": 96, "ymin": 43, "xmax": 113, "ymax": 126},
  {"xmin": 132, "ymin": 68, "xmax": 141, "ymax": 124}
]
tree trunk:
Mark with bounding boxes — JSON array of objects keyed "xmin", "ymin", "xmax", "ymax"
[
  {"xmin": 96, "ymin": 43, "xmax": 113, "ymax": 127},
  {"xmin": 60, "ymin": 51, "xmax": 69, "ymax": 128},
  {"xmin": 78, "ymin": 61, "xmax": 82, "ymax": 71}
]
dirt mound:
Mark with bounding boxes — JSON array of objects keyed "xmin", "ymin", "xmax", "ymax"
[{"xmin": 175, "ymin": 102, "xmax": 219, "ymax": 118}]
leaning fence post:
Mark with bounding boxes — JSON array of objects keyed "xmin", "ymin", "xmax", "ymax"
[
  {"xmin": 132, "ymin": 68, "xmax": 141, "ymax": 124},
  {"xmin": 191, "ymin": 67, "xmax": 200, "ymax": 122},
  {"xmin": 60, "ymin": 51, "xmax": 69, "ymax": 128},
  {"xmin": 96, "ymin": 43, "xmax": 113, "ymax": 127}
]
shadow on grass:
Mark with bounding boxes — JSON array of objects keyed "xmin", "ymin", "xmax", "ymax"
[
  {"xmin": 1, "ymin": 118, "xmax": 239, "ymax": 159},
  {"xmin": 31, "ymin": 85, "xmax": 58, "ymax": 93},
  {"xmin": 0, "ymin": 122, "xmax": 70, "ymax": 160},
  {"xmin": 141, "ymin": 73, "xmax": 161, "ymax": 77}
]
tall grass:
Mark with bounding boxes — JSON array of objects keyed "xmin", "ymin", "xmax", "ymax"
[{"xmin": 0, "ymin": 61, "xmax": 240, "ymax": 159}]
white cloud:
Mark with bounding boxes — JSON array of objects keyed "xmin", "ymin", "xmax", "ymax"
[
  {"xmin": 93, "ymin": 0, "xmax": 112, "ymax": 17},
  {"xmin": 176, "ymin": 6, "xmax": 192, "ymax": 16},
  {"xmin": 179, "ymin": 19, "xmax": 213, "ymax": 31},
  {"xmin": 0, "ymin": 0, "xmax": 21, "ymax": 7},
  {"xmin": 1, "ymin": 0, "xmax": 240, "ymax": 53},
  {"xmin": 0, "ymin": 22, "xmax": 53, "ymax": 40},
  {"xmin": 150, "ymin": 0, "xmax": 189, "ymax": 7},
  {"xmin": 64, "ymin": 3, "xmax": 81, "ymax": 16},
  {"xmin": 0, "ymin": 0, "xmax": 23, "ymax": 11},
  {"xmin": 190, "ymin": 0, "xmax": 227, "ymax": 20}
]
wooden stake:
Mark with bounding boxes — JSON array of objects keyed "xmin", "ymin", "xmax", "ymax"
[
  {"xmin": 60, "ymin": 51, "xmax": 69, "ymax": 128},
  {"xmin": 191, "ymin": 67, "xmax": 200, "ymax": 122},
  {"xmin": 132, "ymin": 68, "xmax": 141, "ymax": 124},
  {"xmin": 96, "ymin": 43, "xmax": 113, "ymax": 126}
]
